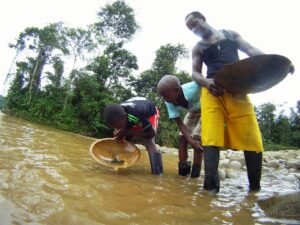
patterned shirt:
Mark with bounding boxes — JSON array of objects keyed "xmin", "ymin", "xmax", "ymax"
[{"xmin": 121, "ymin": 97, "xmax": 156, "ymax": 130}]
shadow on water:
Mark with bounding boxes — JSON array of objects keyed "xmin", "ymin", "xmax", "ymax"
[{"xmin": 0, "ymin": 112, "xmax": 299, "ymax": 225}]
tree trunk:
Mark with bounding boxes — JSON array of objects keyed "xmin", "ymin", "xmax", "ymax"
[{"xmin": 27, "ymin": 51, "xmax": 47, "ymax": 104}]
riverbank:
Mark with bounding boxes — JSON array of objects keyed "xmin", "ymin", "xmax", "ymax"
[{"xmin": 138, "ymin": 145, "xmax": 300, "ymax": 185}]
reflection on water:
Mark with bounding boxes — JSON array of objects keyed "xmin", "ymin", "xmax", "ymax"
[{"xmin": 0, "ymin": 112, "xmax": 299, "ymax": 225}]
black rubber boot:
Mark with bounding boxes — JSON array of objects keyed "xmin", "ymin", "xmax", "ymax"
[
  {"xmin": 191, "ymin": 163, "xmax": 201, "ymax": 178},
  {"xmin": 203, "ymin": 146, "xmax": 220, "ymax": 193},
  {"xmin": 178, "ymin": 161, "xmax": 191, "ymax": 176},
  {"xmin": 149, "ymin": 152, "xmax": 163, "ymax": 175},
  {"xmin": 244, "ymin": 151, "xmax": 262, "ymax": 191}
]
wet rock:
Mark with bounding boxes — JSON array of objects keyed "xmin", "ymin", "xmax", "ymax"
[
  {"xmin": 266, "ymin": 159, "xmax": 280, "ymax": 169},
  {"xmin": 219, "ymin": 159, "xmax": 230, "ymax": 169},
  {"xmin": 289, "ymin": 168, "xmax": 296, "ymax": 173},
  {"xmin": 258, "ymin": 191, "xmax": 300, "ymax": 220},
  {"xmin": 262, "ymin": 166, "xmax": 273, "ymax": 173},
  {"xmin": 227, "ymin": 161, "xmax": 242, "ymax": 171},
  {"xmin": 226, "ymin": 170, "xmax": 238, "ymax": 179},
  {"xmin": 274, "ymin": 154, "xmax": 283, "ymax": 160},
  {"xmin": 218, "ymin": 169, "xmax": 226, "ymax": 181},
  {"xmin": 285, "ymin": 159, "xmax": 300, "ymax": 169},
  {"xmin": 219, "ymin": 152, "xmax": 227, "ymax": 160},
  {"xmin": 228, "ymin": 151, "xmax": 244, "ymax": 164},
  {"xmin": 293, "ymin": 173, "xmax": 300, "ymax": 180},
  {"xmin": 277, "ymin": 168, "xmax": 289, "ymax": 176},
  {"xmin": 282, "ymin": 174, "xmax": 298, "ymax": 183},
  {"xmin": 221, "ymin": 151, "xmax": 229, "ymax": 159},
  {"xmin": 264, "ymin": 173, "xmax": 275, "ymax": 178}
]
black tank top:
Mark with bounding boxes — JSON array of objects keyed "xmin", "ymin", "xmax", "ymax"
[{"xmin": 201, "ymin": 30, "xmax": 239, "ymax": 78}]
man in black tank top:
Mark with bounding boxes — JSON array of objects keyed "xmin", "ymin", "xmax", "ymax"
[{"xmin": 185, "ymin": 11, "xmax": 264, "ymax": 193}]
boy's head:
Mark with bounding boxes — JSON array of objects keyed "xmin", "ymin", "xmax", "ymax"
[
  {"xmin": 103, "ymin": 103, "xmax": 127, "ymax": 129},
  {"xmin": 157, "ymin": 75, "xmax": 181, "ymax": 103}
]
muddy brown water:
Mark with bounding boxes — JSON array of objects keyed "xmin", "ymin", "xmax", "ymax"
[{"xmin": 0, "ymin": 112, "xmax": 299, "ymax": 225}]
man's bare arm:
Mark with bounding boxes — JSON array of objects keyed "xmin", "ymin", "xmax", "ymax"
[
  {"xmin": 229, "ymin": 30, "xmax": 264, "ymax": 56},
  {"xmin": 191, "ymin": 45, "xmax": 207, "ymax": 86}
]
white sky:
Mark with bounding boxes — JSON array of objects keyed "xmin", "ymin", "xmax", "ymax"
[{"xmin": 0, "ymin": 0, "xmax": 299, "ymax": 112}]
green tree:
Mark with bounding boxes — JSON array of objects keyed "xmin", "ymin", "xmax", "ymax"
[
  {"xmin": 70, "ymin": 72, "xmax": 113, "ymax": 137},
  {"xmin": 273, "ymin": 112, "xmax": 291, "ymax": 145},
  {"xmin": 86, "ymin": 43, "xmax": 138, "ymax": 102},
  {"xmin": 6, "ymin": 62, "xmax": 29, "ymax": 112},
  {"xmin": 0, "ymin": 95, "xmax": 5, "ymax": 110},
  {"xmin": 256, "ymin": 103, "xmax": 276, "ymax": 143},
  {"xmin": 94, "ymin": 0, "xmax": 139, "ymax": 44},
  {"xmin": 62, "ymin": 27, "xmax": 97, "ymax": 111},
  {"xmin": 8, "ymin": 23, "xmax": 69, "ymax": 104},
  {"xmin": 290, "ymin": 101, "xmax": 300, "ymax": 147},
  {"xmin": 134, "ymin": 43, "xmax": 189, "ymax": 102},
  {"xmin": 65, "ymin": 0, "xmax": 140, "ymax": 137},
  {"xmin": 5, "ymin": 0, "xmax": 140, "ymax": 138},
  {"xmin": 46, "ymin": 56, "xmax": 64, "ymax": 87}
]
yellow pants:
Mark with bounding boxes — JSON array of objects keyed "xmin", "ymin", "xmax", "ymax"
[{"xmin": 201, "ymin": 88, "xmax": 263, "ymax": 152}]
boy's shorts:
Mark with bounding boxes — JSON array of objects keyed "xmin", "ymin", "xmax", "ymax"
[
  {"xmin": 179, "ymin": 112, "xmax": 201, "ymax": 138},
  {"xmin": 201, "ymin": 88, "xmax": 263, "ymax": 152}
]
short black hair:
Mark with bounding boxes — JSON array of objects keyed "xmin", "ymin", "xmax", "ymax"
[
  {"xmin": 157, "ymin": 75, "xmax": 180, "ymax": 95},
  {"xmin": 103, "ymin": 103, "xmax": 126, "ymax": 125},
  {"xmin": 185, "ymin": 11, "xmax": 206, "ymax": 21}
]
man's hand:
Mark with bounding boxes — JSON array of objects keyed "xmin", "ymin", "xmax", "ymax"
[
  {"xmin": 205, "ymin": 78, "xmax": 225, "ymax": 97},
  {"xmin": 190, "ymin": 139, "xmax": 203, "ymax": 151}
]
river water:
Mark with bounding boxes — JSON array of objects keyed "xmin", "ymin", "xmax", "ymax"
[{"xmin": 0, "ymin": 112, "xmax": 299, "ymax": 225}]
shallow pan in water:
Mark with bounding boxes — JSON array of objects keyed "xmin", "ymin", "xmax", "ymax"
[
  {"xmin": 214, "ymin": 54, "xmax": 293, "ymax": 94},
  {"xmin": 90, "ymin": 138, "xmax": 141, "ymax": 170}
]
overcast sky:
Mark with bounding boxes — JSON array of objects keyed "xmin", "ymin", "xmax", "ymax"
[{"xmin": 1, "ymin": 0, "xmax": 299, "ymax": 112}]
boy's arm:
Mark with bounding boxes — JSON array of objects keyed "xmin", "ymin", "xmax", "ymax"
[
  {"xmin": 114, "ymin": 126, "xmax": 155, "ymax": 140},
  {"xmin": 125, "ymin": 126, "xmax": 156, "ymax": 139},
  {"xmin": 116, "ymin": 115, "xmax": 155, "ymax": 140},
  {"xmin": 175, "ymin": 117, "xmax": 202, "ymax": 150}
]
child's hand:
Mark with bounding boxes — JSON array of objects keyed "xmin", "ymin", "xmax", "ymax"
[
  {"xmin": 114, "ymin": 129, "xmax": 127, "ymax": 141},
  {"xmin": 190, "ymin": 139, "xmax": 203, "ymax": 151}
]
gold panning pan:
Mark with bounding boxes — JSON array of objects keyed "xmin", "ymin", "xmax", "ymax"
[
  {"xmin": 214, "ymin": 54, "xmax": 293, "ymax": 94},
  {"xmin": 89, "ymin": 138, "xmax": 141, "ymax": 170}
]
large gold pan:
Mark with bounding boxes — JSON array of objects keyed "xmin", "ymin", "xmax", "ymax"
[
  {"xmin": 214, "ymin": 54, "xmax": 292, "ymax": 94},
  {"xmin": 89, "ymin": 138, "xmax": 141, "ymax": 170}
]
